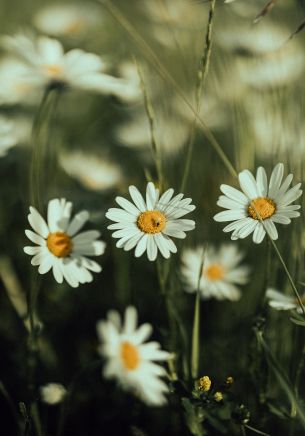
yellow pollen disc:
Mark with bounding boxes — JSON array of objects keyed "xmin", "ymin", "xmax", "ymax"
[
  {"xmin": 137, "ymin": 210, "xmax": 166, "ymax": 234},
  {"xmin": 66, "ymin": 20, "xmax": 85, "ymax": 34},
  {"xmin": 120, "ymin": 341, "xmax": 140, "ymax": 370},
  {"xmin": 44, "ymin": 64, "xmax": 63, "ymax": 77},
  {"xmin": 247, "ymin": 197, "xmax": 276, "ymax": 220},
  {"xmin": 204, "ymin": 264, "xmax": 225, "ymax": 281},
  {"xmin": 47, "ymin": 232, "xmax": 72, "ymax": 258}
]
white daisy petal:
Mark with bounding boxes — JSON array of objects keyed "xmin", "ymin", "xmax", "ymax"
[
  {"xmin": 115, "ymin": 196, "xmax": 140, "ymax": 215},
  {"xmin": 220, "ymin": 184, "xmax": 248, "ymax": 204},
  {"xmin": 28, "ymin": 207, "xmax": 49, "ymax": 238},
  {"xmin": 238, "ymin": 170, "xmax": 259, "ymax": 198},
  {"xmin": 268, "ymin": 163, "xmax": 284, "ymax": 198},
  {"xmin": 135, "ymin": 234, "xmax": 149, "ymax": 257},
  {"xmin": 147, "ymin": 236, "xmax": 158, "ymax": 261},
  {"xmin": 214, "ymin": 209, "xmax": 246, "ymax": 222},
  {"xmin": 253, "ymin": 223, "xmax": 266, "ymax": 244},
  {"xmin": 25, "ymin": 229, "xmax": 46, "ymax": 246},
  {"xmin": 129, "ymin": 185, "xmax": 147, "ymax": 212},
  {"xmin": 67, "ymin": 210, "xmax": 89, "ymax": 236},
  {"xmin": 256, "ymin": 166, "xmax": 268, "ymax": 197}
]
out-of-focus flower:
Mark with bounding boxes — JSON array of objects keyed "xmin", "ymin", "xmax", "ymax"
[
  {"xmin": 40, "ymin": 383, "xmax": 66, "ymax": 405},
  {"xmin": 266, "ymin": 288, "xmax": 303, "ymax": 312},
  {"xmin": 60, "ymin": 151, "xmax": 123, "ymax": 192},
  {"xmin": 116, "ymin": 111, "xmax": 189, "ymax": 155},
  {"xmin": 115, "ymin": 61, "xmax": 142, "ymax": 103},
  {"xmin": 33, "ymin": 3, "xmax": 102, "ymax": 38},
  {"xmin": 106, "ymin": 182, "xmax": 195, "ymax": 261},
  {"xmin": 2, "ymin": 34, "xmax": 129, "ymax": 96},
  {"xmin": 214, "ymin": 163, "xmax": 302, "ymax": 243},
  {"xmin": 182, "ymin": 244, "xmax": 249, "ymax": 301},
  {"xmin": 0, "ymin": 58, "xmax": 42, "ymax": 105},
  {"xmin": 217, "ymin": 24, "xmax": 305, "ymax": 88},
  {"xmin": 24, "ymin": 198, "xmax": 105, "ymax": 287},
  {"xmin": 0, "ymin": 116, "xmax": 18, "ymax": 156},
  {"xmin": 97, "ymin": 306, "xmax": 170, "ymax": 406}
]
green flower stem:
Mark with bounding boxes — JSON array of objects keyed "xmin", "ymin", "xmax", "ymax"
[{"xmin": 181, "ymin": 0, "xmax": 216, "ymax": 192}]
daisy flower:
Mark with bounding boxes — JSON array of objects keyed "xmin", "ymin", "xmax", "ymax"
[
  {"xmin": 2, "ymin": 33, "xmax": 128, "ymax": 95},
  {"xmin": 24, "ymin": 198, "xmax": 105, "ymax": 288},
  {"xmin": 266, "ymin": 288, "xmax": 304, "ymax": 313},
  {"xmin": 60, "ymin": 151, "xmax": 123, "ymax": 192},
  {"xmin": 181, "ymin": 244, "xmax": 249, "ymax": 301},
  {"xmin": 33, "ymin": 3, "xmax": 102, "ymax": 38},
  {"xmin": 214, "ymin": 163, "xmax": 302, "ymax": 243},
  {"xmin": 106, "ymin": 182, "xmax": 196, "ymax": 261},
  {"xmin": 97, "ymin": 306, "xmax": 170, "ymax": 406}
]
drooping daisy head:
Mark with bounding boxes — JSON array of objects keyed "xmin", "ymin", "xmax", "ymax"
[
  {"xmin": 97, "ymin": 306, "xmax": 170, "ymax": 406},
  {"xmin": 24, "ymin": 198, "xmax": 106, "ymax": 288},
  {"xmin": 60, "ymin": 151, "xmax": 123, "ymax": 192},
  {"xmin": 214, "ymin": 163, "xmax": 302, "ymax": 243},
  {"xmin": 106, "ymin": 182, "xmax": 196, "ymax": 261},
  {"xmin": 181, "ymin": 244, "xmax": 250, "ymax": 301},
  {"xmin": 266, "ymin": 288, "xmax": 304, "ymax": 313},
  {"xmin": 2, "ymin": 34, "xmax": 127, "ymax": 96}
]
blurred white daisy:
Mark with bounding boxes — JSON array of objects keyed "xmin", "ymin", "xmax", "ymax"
[
  {"xmin": 0, "ymin": 58, "xmax": 42, "ymax": 105},
  {"xmin": 97, "ymin": 306, "xmax": 170, "ymax": 406},
  {"xmin": 214, "ymin": 163, "xmax": 302, "ymax": 243},
  {"xmin": 34, "ymin": 3, "xmax": 102, "ymax": 38},
  {"xmin": 40, "ymin": 383, "xmax": 66, "ymax": 405},
  {"xmin": 60, "ymin": 151, "xmax": 123, "ymax": 192},
  {"xmin": 182, "ymin": 244, "xmax": 249, "ymax": 301},
  {"xmin": 106, "ymin": 182, "xmax": 195, "ymax": 261},
  {"xmin": 2, "ymin": 34, "xmax": 127, "ymax": 95},
  {"xmin": 0, "ymin": 116, "xmax": 18, "ymax": 156},
  {"xmin": 116, "ymin": 111, "xmax": 189, "ymax": 155},
  {"xmin": 266, "ymin": 288, "xmax": 304, "ymax": 312},
  {"xmin": 24, "ymin": 198, "xmax": 105, "ymax": 288}
]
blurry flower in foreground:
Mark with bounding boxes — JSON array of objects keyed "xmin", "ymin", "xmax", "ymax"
[
  {"xmin": 266, "ymin": 288, "xmax": 303, "ymax": 312},
  {"xmin": 97, "ymin": 306, "xmax": 170, "ymax": 406},
  {"xmin": 34, "ymin": 3, "xmax": 102, "ymax": 38},
  {"xmin": 40, "ymin": 383, "xmax": 66, "ymax": 405},
  {"xmin": 106, "ymin": 182, "xmax": 195, "ymax": 261},
  {"xmin": 24, "ymin": 198, "xmax": 105, "ymax": 288},
  {"xmin": 0, "ymin": 116, "xmax": 18, "ymax": 156},
  {"xmin": 182, "ymin": 244, "xmax": 249, "ymax": 301},
  {"xmin": 214, "ymin": 163, "xmax": 302, "ymax": 243},
  {"xmin": 2, "ymin": 34, "xmax": 128, "ymax": 95},
  {"xmin": 0, "ymin": 58, "xmax": 42, "ymax": 105},
  {"xmin": 60, "ymin": 151, "xmax": 123, "ymax": 192}
]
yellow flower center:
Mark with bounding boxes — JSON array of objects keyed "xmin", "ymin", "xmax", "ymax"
[
  {"xmin": 44, "ymin": 64, "xmax": 64, "ymax": 77},
  {"xmin": 137, "ymin": 211, "xmax": 166, "ymax": 234},
  {"xmin": 204, "ymin": 264, "xmax": 225, "ymax": 281},
  {"xmin": 247, "ymin": 197, "xmax": 276, "ymax": 220},
  {"xmin": 47, "ymin": 232, "xmax": 72, "ymax": 258},
  {"xmin": 120, "ymin": 341, "xmax": 140, "ymax": 371},
  {"xmin": 66, "ymin": 19, "xmax": 85, "ymax": 34}
]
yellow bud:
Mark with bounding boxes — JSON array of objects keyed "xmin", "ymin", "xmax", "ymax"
[
  {"xmin": 198, "ymin": 376, "xmax": 211, "ymax": 392},
  {"xmin": 214, "ymin": 391, "xmax": 223, "ymax": 402}
]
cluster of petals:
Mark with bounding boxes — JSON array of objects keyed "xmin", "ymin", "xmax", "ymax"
[
  {"xmin": 97, "ymin": 306, "xmax": 170, "ymax": 405},
  {"xmin": 214, "ymin": 163, "xmax": 302, "ymax": 243},
  {"xmin": 24, "ymin": 198, "xmax": 105, "ymax": 288},
  {"xmin": 106, "ymin": 182, "xmax": 196, "ymax": 261}
]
